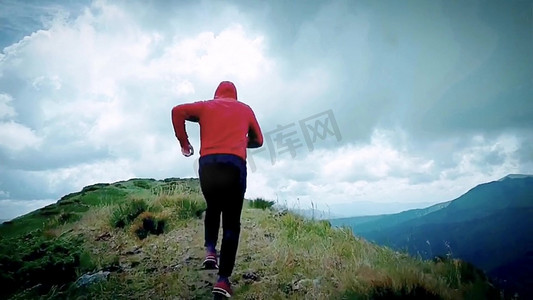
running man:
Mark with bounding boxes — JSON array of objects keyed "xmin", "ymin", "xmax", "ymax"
[{"xmin": 171, "ymin": 81, "xmax": 263, "ymax": 298}]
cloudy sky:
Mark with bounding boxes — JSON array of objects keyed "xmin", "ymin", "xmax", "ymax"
[{"xmin": 0, "ymin": 0, "xmax": 531, "ymax": 219}]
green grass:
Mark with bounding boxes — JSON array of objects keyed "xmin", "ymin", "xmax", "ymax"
[
  {"xmin": 110, "ymin": 198, "xmax": 149, "ymax": 228},
  {"xmin": 248, "ymin": 197, "xmax": 275, "ymax": 210},
  {"xmin": 80, "ymin": 187, "xmax": 128, "ymax": 206},
  {"xmin": 133, "ymin": 180, "xmax": 152, "ymax": 189},
  {"xmin": 151, "ymin": 191, "xmax": 206, "ymax": 222},
  {"xmin": 0, "ymin": 229, "xmax": 95, "ymax": 299}
]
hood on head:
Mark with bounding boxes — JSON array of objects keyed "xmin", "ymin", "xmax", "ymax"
[{"xmin": 214, "ymin": 81, "xmax": 237, "ymax": 100}]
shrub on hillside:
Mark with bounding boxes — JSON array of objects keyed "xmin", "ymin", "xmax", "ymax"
[
  {"xmin": 153, "ymin": 182, "xmax": 200, "ymax": 196},
  {"xmin": 432, "ymin": 256, "xmax": 498, "ymax": 298},
  {"xmin": 110, "ymin": 199, "xmax": 148, "ymax": 228},
  {"xmin": 133, "ymin": 180, "xmax": 151, "ymax": 189},
  {"xmin": 249, "ymin": 198, "xmax": 275, "ymax": 210},
  {"xmin": 130, "ymin": 211, "xmax": 168, "ymax": 240},
  {"xmin": 153, "ymin": 193, "xmax": 206, "ymax": 220},
  {"xmin": 279, "ymin": 213, "xmax": 333, "ymax": 242},
  {"xmin": 0, "ymin": 231, "xmax": 94, "ymax": 298},
  {"xmin": 176, "ymin": 198, "xmax": 206, "ymax": 220},
  {"xmin": 52, "ymin": 211, "xmax": 81, "ymax": 226}
]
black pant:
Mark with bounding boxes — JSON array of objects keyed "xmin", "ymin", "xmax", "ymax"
[{"xmin": 199, "ymin": 154, "xmax": 247, "ymax": 278}]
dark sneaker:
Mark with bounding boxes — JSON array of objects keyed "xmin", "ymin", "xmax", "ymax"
[
  {"xmin": 213, "ymin": 280, "xmax": 232, "ymax": 298},
  {"xmin": 202, "ymin": 253, "xmax": 218, "ymax": 269}
]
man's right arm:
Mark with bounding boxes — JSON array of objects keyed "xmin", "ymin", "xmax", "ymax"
[{"xmin": 171, "ymin": 102, "xmax": 203, "ymax": 149}]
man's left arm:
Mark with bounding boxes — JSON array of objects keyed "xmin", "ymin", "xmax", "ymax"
[{"xmin": 247, "ymin": 109, "xmax": 263, "ymax": 148}]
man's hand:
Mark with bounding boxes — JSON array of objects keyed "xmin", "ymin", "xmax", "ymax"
[
  {"xmin": 181, "ymin": 144, "xmax": 194, "ymax": 157},
  {"xmin": 247, "ymin": 137, "xmax": 261, "ymax": 148},
  {"xmin": 247, "ymin": 134, "xmax": 262, "ymax": 148}
]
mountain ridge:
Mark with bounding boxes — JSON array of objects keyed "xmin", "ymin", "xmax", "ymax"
[{"xmin": 499, "ymin": 174, "xmax": 533, "ymax": 181}]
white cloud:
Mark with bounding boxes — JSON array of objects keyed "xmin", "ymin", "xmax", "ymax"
[
  {"xmin": 0, "ymin": 94, "xmax": 16, "ymax": 119},
  {"xmin": 173, "ymin": 80, "xmax": 195, "ymax": 96},
  {"xmin": 246, "ymin": 129, "xmax": 524, "ymax": 214},
  {"xmin": 41, "ymin": 158, "xmax": 135, "ymax": 193},
  {"xmin": 319, "ymin": 129, "xmax": 434, "ymax": 182},
  {"xmin": 164, "ymin": 25, "xmax": 271, "ymax": 81},
  {"xmin": 440, "ymin": 134, "xmax": 520, "ymax": 183},
  {"xmin": 149, "ymin": 24, "xmax": 274, "ymax": 89},
  {"xmin": 0, "ymin": 121, "xmax": 42, "ymax": 151},
  {"xmin": 32, "ymin": 75, "xmax": 62, "ymax": 91}
]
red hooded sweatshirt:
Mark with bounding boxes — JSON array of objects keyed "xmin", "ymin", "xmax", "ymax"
[{"xmin": 171, "ymin": 81, "xmax": 263, "ymax": 161}]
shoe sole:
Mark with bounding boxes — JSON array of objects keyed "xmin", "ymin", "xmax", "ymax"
[{"xmin": 213, "ymin": 287, "xmax": 231, "ymax": 298}]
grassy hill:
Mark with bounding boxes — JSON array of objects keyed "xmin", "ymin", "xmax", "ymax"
[{"xmin": 0, "ymin": 178, "xmax": 500, "ymax": 299}]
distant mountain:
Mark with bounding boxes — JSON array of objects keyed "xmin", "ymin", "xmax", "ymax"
[
  {"xmin": 327, "ymin": 200, "xmax": 437, "ymax": 217},
  {"xmin": 499, "ymin": 174, "xmax": 531, "ymax": 181},
  {"xmin": 330, "ymin": 175, "xmax": 533, "ymax": 298},
  {"xmin": 330, "ymin": 200, "xmax": 451, "ymax": 232},
  {"xmin": 289, "ymin": 208, "xmax": 340, "ymax": 220}
]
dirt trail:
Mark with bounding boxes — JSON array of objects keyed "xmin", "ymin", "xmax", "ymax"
[
  {"xmin": 182, "ymin": 210, "xmax": 267, "ymax": 299},
  {"xmin": 166, "ymin": 211, "xmax": 261, "ymax": 299},
  {"xmin": 89, "ymin": 209, "xmax": 269, "ymax": 299}
]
